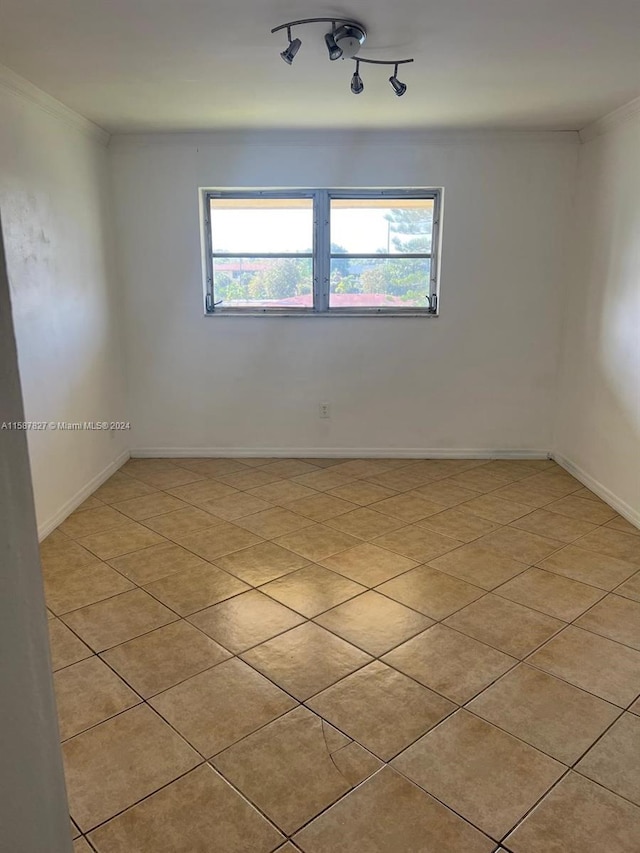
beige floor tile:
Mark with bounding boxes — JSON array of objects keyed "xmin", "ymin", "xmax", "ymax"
[
  {"xmin": 229, "ymin": 456, "xmax": 278, "ymax": 467},
  {"xmin": 260, "ymin": 565, "xmax": 365, "ymax": 618},
  {"xmin": 538, "ymin": 544, "xmax": 637, "ymax": 589},
  {"xmin": 63, "ymin": 704, "xmax": 200, "ymax": 832},
  {"xmin": 629, "ymin": 697, "xmax": 640, "ymax": 714},
  {"xmin": 101, "ymin": 620, "xmax": 231, "ymax": 697},
  {"xmin": 414, "ymin": 479, "xmax": 478, "ymax": 508},
  {"xmin": 213, "ymin": 706, "xmax": 380, "ymax": 834},
  {"xmin": 330, "ymin": 459, "xmax": 396, "ymax": 479},
  {"xmin": 111, "ymin": 492, "xmax": 189, "ymax": 521},
  {"xmin": 235, "ymin": 507, "xmax": 314, "ymax": 538},
  {"xmin": 383, "ymin": 624, "xmax": 516, "ymax": 704},
  {"xmin": 429, "ymin": 542, "xmax": 528, "ymax": 590},
  {"xmin": 43, "ymin": 561, "xmax": 134, "ymax": 615},
  {"xmin": 283, "ymin": 492, "xmax": 357, "ymax": 522},
  {"xmin": 48, "ymin": 619, "xmax": 92, "ymax": 671},
  {"xmin": 73, "ymin": 839, "xmax": 91, "ymax": 853},
  {"xmin": 510, "ymin": 508, "xmax": 598, "ymax": 543},
  {"xmin": 505, "ymin": 772, "xmax": 640, "ymax": 853},
  {"xmin": 59, "ymin": 506, "xmax": 131, "ymax": 540},
  {"xmin": 170, "ymin": 523, "xmax": 263, "ymax": 561},
  {"xmin": 108, "ymin": 542, "xmax": 210, "ymax": 585},
  {"xmin": 217, "ymin": 469, "xmax": 286, "ymax": 490},
  {"xmin": 528, "ymin": 626, "xmax": 640, "ymax": 706},
  {"xmin": 495, "ymin": 567, "xmax": 605, "ymax": 620},
  {"xmin": 149, "ymin": 658, "xmax": 296, "ymax": 756},
  {"xmin": 327, "ymin": 481, "xmax": 398, "ymax": 506},
  {"xmin": 325, "ymin": 507, "xmax": 405, "ymax": 540},
  {"xmin": 371, "ymin": 492, "xmax": 443, "ymax": 523},
  {"xmin": 576, "ymin": 713, "xmax": 640, "ymax": 804},
  {"xmin": 142, "ymin": 506, "xmax": 222, "ymax": 539},
  {"xmin": 475, "ymin": 526, "xmax": 563, "ymax": 564},
  {"xmin": 198, "ymin": 491, "xmax": 272, "ymax": 520},
  {"xmin": 144, "ymin": 564, "xmax": 249, "ymax": 616},
  {"xmin": 546, "ymin": 494, "xmax": 618, "ymax": 525},
  {"xmin": 174, "ymin": 457, "xmax": 247, "ymax": 477},
  {"xmin": 468, "ymin": 664, "xmax": 620, "ymax": 764},
  {"xmin": 376, "ymin": 565, "xmax": 485, "ymax": 620},
  {"xmin": 293, "ymin": 767, "xmax": 494, "ymax": 853},
  {"xmin": 448, "ymin": 593, "xmax": 563, "ymax": 656},
  {"xmin": 78, "ymin": 522, "xmax": 166, "ymax": 560},
  {"xmin": 241, "ymin": 623, "xmax": 372, "ymax": 700},
  {"xmin": 188, "ymin": 590, "xmax": 305, "ymax": 653},
  {"xmin": 54, "ymin": 656, "xmax": 140, "ymax": 740},
  {"xmin": 93, "ymin": 473, "xmax": 157, "ymax": 504},
  {"xmin": 615, "ymin": 571, "xmax": 640, "ymax": 603},
  {"xmin": 373, "ymin": 526, "xmax": 462, "ymax": 562},
  {"xmin": 297, "ymin": 458, "xmax": 346, "ymax": 468},
  {"xmin": 308, "ymin": 661, "xmax": 455, "ymax": 761},
  {"xmin": 247, "ymin": 479, "xmax": 320, "ymax": 505},
  {"xmin": 448, "ymin": 468, "xmax": 515, "ymax": 493},
  {"xmin": 274, "ymin": 524, "xmax": 361, "ymax": 562},
  {"xmin": 166, "ymin": 478, "xmax": 238, "ymax": 505},
  {"xmin": 489, "ymin": 482, "xmax": 564, "ymax": 508},
  {"xmin": 393, "ymin": 710, "xmax": 564, "ymax": 839},
  {"xmin": 461, "ymin": 493, "xmax": 536, "ymax": 525},
  {"xmin": 88, "ymin": 764, "xmax": 284, "ymax": 853},
  {"xmin": 214, "ymin": 541, "xmax": 310, "ymax": 585},
  {"xmin": 292, "ymin": 470, "xmax": 358, "ymax": 492},
  {"xmin": 575, "ymin": 594, "xmax": 640, "ymax": 650},
  {"xmin": 574, "ymin": 527, "xmax": 640, "ymax": 567},
  {"xmin": 62, "ymin": 589, "xmax": 178, "ymax": 652},
  {"xmin": 40, "ymin": 537, "xmax": 99, "ymax": 573},
  {"xmin": 314, "ymin": 591, "xmax": 432, "ymax": 656},
  {"xmin": 417, "ymin": 508, "xmax": 500, "ymax": 542},
  {"xmin": 363, "ymin": 468, "xmax": 434, "ymax": 492},
  {"xmin": 126, "ymin": 467, "xmax": 205, "ymax": 490},
  {"xmin": 606, "ymin": 516, "xmax": 640, "ymax": 536},
  {"xmin": 260, "ymin": 459, "xmax": 322, "ymax": 478},
  {"xmin": 320, "ymin": 543, "xmax": 419, "ymax": 586}
]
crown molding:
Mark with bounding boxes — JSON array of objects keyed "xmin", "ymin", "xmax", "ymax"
[
  {"xmin": 579, "ymin": 95, "xmax": 640, "ymax": 143},
  {"xmin": 110, "ymin": 127, "xmax": 579, "ymax": 149},
  {"xmin": 0, "ymin": 64, "xmax": 110, "ymax": 147}
]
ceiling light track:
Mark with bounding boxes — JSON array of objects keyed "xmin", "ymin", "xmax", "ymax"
[{"xmin": 271, "ymin": 17, "xmax": 413, "ymax": 96}]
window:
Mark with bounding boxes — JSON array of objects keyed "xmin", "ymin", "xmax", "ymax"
[{"xmin": 202, "ymin": 189, "xmax": 441, "ymax": 315}]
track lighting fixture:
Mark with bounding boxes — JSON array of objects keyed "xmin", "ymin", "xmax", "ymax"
[
  {"xmin": 280, "ymin": 27, "xmax": 302, "ymax": 65},
  {"xmin": 271, "ymin": 17, "xmax": 414, "ymax": 97},
  {"xmin": 351, "ymin": 61, "xmax": 364, "ymax": 95},
  {"xmin": 389, "ymin": 65, "xmax": 407, "ymax": 97}
]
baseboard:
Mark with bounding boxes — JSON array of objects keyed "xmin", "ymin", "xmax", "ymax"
[
  {"xmin": 37, "ymin": 450, "xmax": 130, "ymax": 541},
  {"xmin": 131, "ymin": 447, "xmax": 552, "ymax": 460},
  {"xmin": 552, "ymin": 452, "xmax": 640, "ymax": 529}
]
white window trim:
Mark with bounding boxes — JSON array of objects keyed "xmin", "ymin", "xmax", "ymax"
[{"xmin": 201, "ymin": 188, "xmax": 443, "ymax": 317}]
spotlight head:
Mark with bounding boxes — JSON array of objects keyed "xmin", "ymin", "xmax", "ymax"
[
  {"xmin": 350, "ymin": 62, "xmax": 364, "ymax": 94},
  {"xmin": 324, "ymin": 31, "xmax": 343, "ymax": 61},
  {"xmin": 280, "ymin": 35, "xmax": 301, "ymax": 65},
  {"xmin": 389, "ymin": 75, "xmax": 407, "ymax": 96}
]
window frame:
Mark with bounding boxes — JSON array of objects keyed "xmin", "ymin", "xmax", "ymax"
[{"xmin": 201, "ymin": 188, "xmax": 442, "ymax": 316}]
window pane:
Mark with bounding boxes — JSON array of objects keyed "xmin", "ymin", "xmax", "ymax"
[
  {"xmin": 214, "ymin": 257, "xmax": 313, "ymax": 309},
  {"xmin": 330, "ymin": 198, "xmax": 434, "ymax": 255},
  {"xmin": 210, "ymin": 197, "xmax": 313, "ymax": 254},
  {"xmin": 329, "ymin": 257, "xmax": 431, "ymax": 309}
]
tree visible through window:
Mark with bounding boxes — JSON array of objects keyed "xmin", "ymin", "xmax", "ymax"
[{"xmin": 203, "ymin": 190, "xmax": 441, "ymax": 314}]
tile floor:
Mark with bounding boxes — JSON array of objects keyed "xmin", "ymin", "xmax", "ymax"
[{"xmin": 42, "ymin": 457, "xmax": 640, "ymax": 853}]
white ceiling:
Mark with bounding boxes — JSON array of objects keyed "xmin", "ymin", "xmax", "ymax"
[{"xmin": 1, "ymin": 0, "xmax": 639, "ymax": 133}]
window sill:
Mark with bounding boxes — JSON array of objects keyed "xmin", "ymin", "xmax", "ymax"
[{"xmin": 204, "ymin": 310, "xmax": 439, "ymax": 318}]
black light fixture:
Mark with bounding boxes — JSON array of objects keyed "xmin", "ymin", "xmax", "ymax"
[
  {"xmin": 280, "ymin": 27, "xmax": 302, "ymax": 65},
  {"xmin": 389, "ymin": 64, "xmax": 408, "ymax": 97},
  {"xmin": 351, "ymin": 61, "xmax": 364, "ymax": 95},
  {"xmin": 271, "ymin": 17, "xmax": 413, "ymax": 97}
]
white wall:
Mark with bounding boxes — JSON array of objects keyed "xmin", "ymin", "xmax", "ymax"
[
  {"xmin": 111, "ymin": 130, "xmax": 578, "ymax": 456},
  {"xmin": 555, "ymin": 107, "xmax": 640, "ymax": 523},
  {"xmin": 0, "ymin": 68, "xmax": 128, "ymax": 535}
]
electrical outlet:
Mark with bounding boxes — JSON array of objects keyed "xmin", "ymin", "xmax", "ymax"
[{"xmin": 319, "ymin": 403, "xmax": 330, "ymax": 419}]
